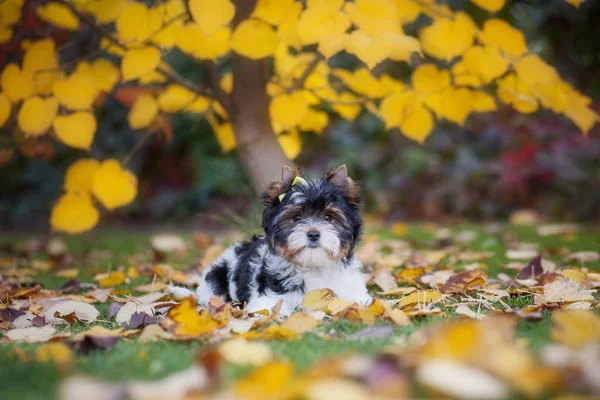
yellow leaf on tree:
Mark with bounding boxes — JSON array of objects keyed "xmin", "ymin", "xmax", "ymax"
[
  {"xmin": 151, "ymin": 0, "xmax": 186, "ymax": 48},
  {"xmin": 115, "ymin": 2, "xmax": 161, "ymax": 45},
  {"xmin": 208, "ymin": 117, "xmax": 236, "ymax": 152},
  {"xmin": 278, "ymin": 129, "xmax": 302, "ymax": 160},
  {"xmin": 64, "ymin": 159, "xmax": 100, "ymax": 193},
  {"xmin": 0, "ymin": 93, "xmax": 10, "ymax": 127},
  {"xmin": 330, "ymin": 92, "xmax": 361, "ymax": 121},
  {"xmin": 1, "ymin": 64, "xmax": 34, "ymax": 103},
  {"xmin": 269, "ymin": 92, "xmax": 310, "ymax": 131},
  {"xmin": 37, "ymin": 2, "xmax": 80, "ymax": 30},
  {"xmin": 479, "ymin": 19, "xmax": 527, "ymax": 58},
  {"xmin": 412, "ymin": 64, "xmax": 451, "ymax": 94},
  {"xmin": 471, "ymin": 0, "xmax": 505, "ymax": 12},
  {"xmin": 252, "ymin": 0, "xmax": 297, "ymax": 26},
  {"xmin": 563, "ymin": 87, "xmax": 599, "ymax": 134},
  {"xmin": 452, "ymin": 61, "xmax": 482, "ymax": 88},
  {"xmin": 345, "ymin": 30, "xmax": 392, "ymax": 69},
  {"xmin": 17, "ymin": 96, "xmax": 59, "ymax": 136},
  {"xmin": 50, "ymin": 192, "xmax": 100, "ymax": 234},
  {"xmin": 22, "ymin": 39, "xmax": 60, "ymax": 95},
  {"xmin": 462, "ymin": 46, "xmax": 509, "ymax": 84},
  {"xmin": 379, "ymin": 91, "xmax": 416, "ymax": 129},
  {"xmin": 168, "ymin": 297, "xmax": 224, "ymax": 336},
  {"xmin": 513, "ymin": 55, "xmax": 559, "ymax": 87},
  {"xmin": 92, "ymin": 160, "xmax": 137, "ymax": 210},
  {"xmin": 401, "ymin": 105, "xmax": 434, "ymax": 143},
  {"xmin": 53, "ymin": 112, "xmax": 97, "ymax": 150},
  {"xmin": 420, "ymin": 12, "xmax": 476, "ymax": 61},
  {"xmin": 175, "ymin": 23, "xmax": 231, "ymax": 60},
  {"xmin": 121, "ymin": 46, "xmax": 161, "ymax": 82},
  {"xmin": 96, "ymin": 271, "xmax": 126, "ymax": 287},
  {"xmin": 471, "ymin": 91, "xmax": 497, "ymax": 112},
  {"xmin": 189, "ymin": 0, "xmax": 234, "ymax": 34},
  {"xmin": 185, "ymin": 96, "xmax": 210, "ymax": 113},
  {"xmin": 91, "ymin": 0, "xmax": 125, "ymax": 23},
  {"xmin": 298, "ymin": 110, "xmax": 329, "ymax": 133},
  {"xmin": 158, "ymin": 84, "xmax": 196, "ymax": 112},
  {"xmin": 438, "ymin": 88, "xmax": 474, "ymax": 125},
  {"xmin": 128, "ymin": 94, "xmax": 158, "ymax": 129},
  {"xmin": 0, "ymin": 0, "xmax": 22, "ymax": 26},
  {"xmin": 0, "ymin": 26, "xmax": 13, "ymax": 44},
  {"xmin": 333, "ymin": 68, "xmax": 390, "ymax": 98},
  {"xmin": 35, "ymin": 342, "xmax": 73, "ymax": 373},
  {"xmin": 565, "ymin": 0, "xmax": 585, "ymax": 8},
  {"xmin": 497, "ymin": 74, "xmax": 538, "ymax": 114},
  {"xmin": 297, "ymin": 0, "xmax": 350, "ymax": 48},
  {"xmin": 552, "ymin": 310, "xmax": 600, "ymax": 348},
  {"xmin": 231, "ymin": 19, "xmax": 278, "ymax": 60},
  {"xmin": 76, "ymin": 59, "xmax": 120, "ymax": 92},
  {"xmin": 52, "ymin": 71, "xmax": 99, "ymax": 110}
]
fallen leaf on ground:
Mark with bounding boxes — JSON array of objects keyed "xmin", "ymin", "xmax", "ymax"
[
  {"xmin": 537, "ymin": 279, "xmax": 596, "ymax": 304},
  {"xmin": 280, "ymin": 312, "xmax": 320, "ymax": 334},
  {"xmin": 95, "ymin": 271, "xmax": 127, "ymax": 287},
  {"xmin": 517, "ymin": 256, "xmax": 543, "ymax": 279},
  {"xmin": 566, "ymin": 251, "xmax": 599, "ymax": 263},
  {"xmin": 396, "ymin": 290, "xmax": 442, "ymax": 309},
  {"xmin": 303, "ymin": 289, "xmax": 337, "ymax": 311},
  {"xmin": 72, "ymin": 326, "xmax": 124, "ymax": 341},
  {"xmin": 552, "ymin": 310, "xmax": 600, "ymax": 348},
  {"xmin": 6, "ymin": 325, "xmax": 57, "ymax": 343},
  {"xmin": 308, "ymin": 378, "xmax": 369, "ymax": 400},
  {"xmin": 1, "ymin": 307, "xmax": 26, "ymax": 322},
  {"xmin": 44, "ymin": 301, "xmax": 99, "ymax": 325},
  {"xmin": 378, "ymin": 300, "xmax": 410, "ymax": 326},
  {"xmin": 372, "ymin": 268, "xmax": 398, "ymax": 292},
  {"xmin": 440, "ymin": 270, "xmax": 487, "ymax": 294},
  {"xmin": 455, "ymin": 304, "xmax": 486, "ymax": 320},
  {"xmin": 36, "ymin": 342, "xmax": 74, "ymax": 373},
  {"xmin": 219, "ymin": 338, "xmax": 273, "ymax": 366},
  {"xmin": 537, "ymin": 224, "xmax": 579, "ymax": 236},
  {"xmin": 241, "ymin": 325, "xmax": 298, "ymax": 340},
  {"xmin": 201, "ymin": 244, "xmax": 225, "ymax": 267},
  {"xmin": 138, "ymin": 324, "xmax": 177, "ymax": 342},
  {"xmin": 506, "ymin": 249, "xmax": 539, "ymax": 260},
  {"xmin": 234, "ymin": 361, "xmax": 296, "ymax": 399},
  {"xmin": 123, "ymin": 312, "xmax": 158, "ymax": 329},
  {"xmin": 167, "ymin": 297, "xmax": 227, "ymax": 336}
]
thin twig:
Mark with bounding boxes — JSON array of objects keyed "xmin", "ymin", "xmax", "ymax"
[
  {"xmin": 201, "ymin": 60, "xmax": 234, "ymax": 115},
  {"xmin": 121, "ymin": 130, "xmax": 154, "ymax": 167},
  {"xmin": 56, "ymin": 0, "xmax": 214, "ymax": 98},
  {"xmin": 284, "ymin": 54, "xmax": 324, "ymax": 93}
]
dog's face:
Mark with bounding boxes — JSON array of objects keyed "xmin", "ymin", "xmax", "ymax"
[{"xmin": 262, "ymin": 165, "xmax": 362, "ymax": 268}]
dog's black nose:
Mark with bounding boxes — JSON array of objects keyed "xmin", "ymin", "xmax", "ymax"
[{"xmin": 307, "ymin": 230, "xmax": 320, "ymax": 242}]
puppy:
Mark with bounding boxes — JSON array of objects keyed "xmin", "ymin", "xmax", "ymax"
[{"xmin": 192, "ymin": 165, "xmax": 371, "ymax": 316}]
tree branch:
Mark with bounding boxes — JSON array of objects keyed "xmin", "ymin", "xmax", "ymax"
[
  {"xmin": 56, "ymin": 0, "xmax": 214, "ymax": 98},
  {"xmin": 201, "ymin": 61, "xmax": 235, "ymax": 116},
  {"xmin": 284, "ymin": 54, "xmax": 324, "ymax": 93}
]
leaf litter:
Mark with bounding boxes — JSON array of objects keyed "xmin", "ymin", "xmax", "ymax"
[{"xmin": 1, "ymin": 225, "xmax": 600, "ymax": 399}]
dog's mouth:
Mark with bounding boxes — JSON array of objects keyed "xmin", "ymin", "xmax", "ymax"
[{"xmin": 307, "ymin": 242, "xmax": 320, "ymax": 249}]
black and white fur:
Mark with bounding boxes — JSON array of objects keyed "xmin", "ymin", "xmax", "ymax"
[{"xmin": 183, "ymin": 165, "xmax": 371, "ymax": 316}]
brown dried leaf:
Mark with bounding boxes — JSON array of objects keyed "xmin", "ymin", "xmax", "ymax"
[
  {"xmin": 44, "ymin": 301, "xmax": 100, "ymax": 325},
  {"xmin": 302, "ymin": 289, "xmax": 337, "ymax": 311},
  {"xmin": 440, "ymin": 270, "xmax": 487, "ymax": 294},
  {"xmin": 279, "ymin": 312, "xmax": 320, "ymax": 334}
]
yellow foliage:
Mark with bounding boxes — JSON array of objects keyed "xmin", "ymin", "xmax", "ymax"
[
  {"xmin": 437, "ymin": 88, "xmax": 474, "ymax": 125},
  {"xmin": 22, "ymin": 39, "xmax": 60, "ymax": 95},
  {"xmin": 231, "ymin": 19, "xmax": 279, "ymax": 60},
  {"xmin": 76, "ymin": 59, "xmax": 120, "ymax": 92},
  {"xmin": 497, "ymin": 74, "xmax": 538, "ymax": 114},
  {"xmin": 152, "ymin": 0, "xmax": 186, "ymax": 47},
  {"xmin": 128, "ymin": 94, "xmax": 159, "ymax": 129},
  {"xmin": 412, "ymin": 64, "xmax": 451, "ymax": 94},
  {"xmin": 64, "ymin": 159, "xmax": 100, "ymax": 193},
  {"xmin": 96, "ymin": 271, "xmax": 127, "ymax": 287},
  {"xmin": 345, "ymin": 30, "xmax": 391, "ymax": 69},
  {"xmin": 121, "ymin": 46, "xmax": 161, "ymax": 82},
  {"xmin": 185, "ymin": 96, "xmax": 211, "ymax": 113},
  {"xmin": 0, "ymin": 0, "xmax": 21, "ymax": 26},
  {"xmin": 253, "ymin": 0, "xmax": 297, "ymax": 26},
  {"xmin": 0, "ymin": 26, "xmax": 13, "ymax": 44},
  {"xmin": 92, "ymin": 159, "xmax": 138, "ymax": 210},
  {"xmin": 90, "ymin": 0, "xmax": 125, "ymax": 23},
  {"xmin": 298, "ymin": 110, "xmax": 329, "ymax": 133},
  {"xmin": 37, "ymin": 2, "xmax": 79, "ymax": 30},
  {"xmin": 208, "ymin": 116, "xmax": 237, "ymax": 152},
  {"xmin": 158, "ymin": 84, "xmax": 196, "ymax": 112},
  {"xmin": 278, "ymin": 129, "xmax": 302, "ymax": 160},
  {"xmin": 401, "ymin": 105, "xmax": 434, "ymax": 143},
  {"xmin": 297, "ymin": 0, "xmax": 350, "ymax": 56},
  {"xmin": 35, "ymin": 343, "xmax": 73, "ymax": 373},
  {"xmin": 175, "ymin": 23, "xmax": 231, "ymax": 60},
  {"xmin": 471, "ymin": 0, "xmax": 505, "ymax": 12},
  {"xmin": 0, "ymin": 93, "xmax": 10, "ymax": 127},
  {"xmin": 420, "ymin": 12, "xmax": 476, "ymax": 61},
  {"xmin": 53, "ymin": 112, "xmax": 97, "ymax": 150},
  {"xmin": 379, "ymin": 91, "xmax": 416, "ymax": 129},
  {"xmin": 188, "ymin": 0, "xmax": 234, "ymax": 35},
  {"xmin": 53, "ymin": 71, "xmax": 99, "ymax": 110},
  {"xmin": 270, "ymin": 92, "xmax": 311, "ymax": 131},
  {"xmin": 17, "ymin": 96, "xmax": 59, "ymax": 136},
  {"xmin": 462, "ymin": 46, "xmax": 509, "ymax": 84},
  {"xmin": 50, "ymin": 192, "xmax": 100, "ymax": 234},
  {"xmin": 397, "ymin": 289, "xmax": 442, "ymax": 308},
  {"xmin": 1, "ymin": 64, "xmax": 34, "ymax": 103},
  {"xmin": 479, "ymin": 19, "xmax": 527, "ymax": 58},
  {"xmin": 115, "ymin": 2, "xmax": 161, "ymax": 45}
]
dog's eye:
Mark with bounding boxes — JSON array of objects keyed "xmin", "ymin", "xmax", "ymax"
[
  {"xmin": 324, "ymin": 214, "xmax": 332, "ymax": 222},
  {"xmin": 293, "ymin": 214, "xmax": 301, "ymax": 222}
]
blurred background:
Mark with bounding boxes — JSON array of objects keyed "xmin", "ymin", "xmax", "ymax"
[{"xmin": 1, "ymin": 0, "xmax": 599, "ymax": 231}]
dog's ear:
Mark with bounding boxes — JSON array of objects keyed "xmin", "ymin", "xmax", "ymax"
[
  {"xmin": 262, "ymin": 165, "xmax": 301, "ymax": 207},
  {"xmin": 324, "ymin": 164, "xmax": 360, "ymax": 205}
]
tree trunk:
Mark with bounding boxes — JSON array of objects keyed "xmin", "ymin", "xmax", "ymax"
[{"xmin": 230, "ymin": 0, "xmax": 291, "ymax": 193}]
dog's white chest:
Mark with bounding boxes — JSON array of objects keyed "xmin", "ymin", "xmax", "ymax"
[{"xmin": 300, "ymin": 261, "xmax": 371, "ymax": 305}]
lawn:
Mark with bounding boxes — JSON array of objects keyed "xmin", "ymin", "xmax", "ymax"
[{"xmin": 1, "ymin": 222, "xmax": 599, "ymax": 400}]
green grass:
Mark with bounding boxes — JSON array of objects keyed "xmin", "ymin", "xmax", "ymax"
[{"xmin": 1, "ymin": 223, "xmax": 599, "ymax": 400}]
